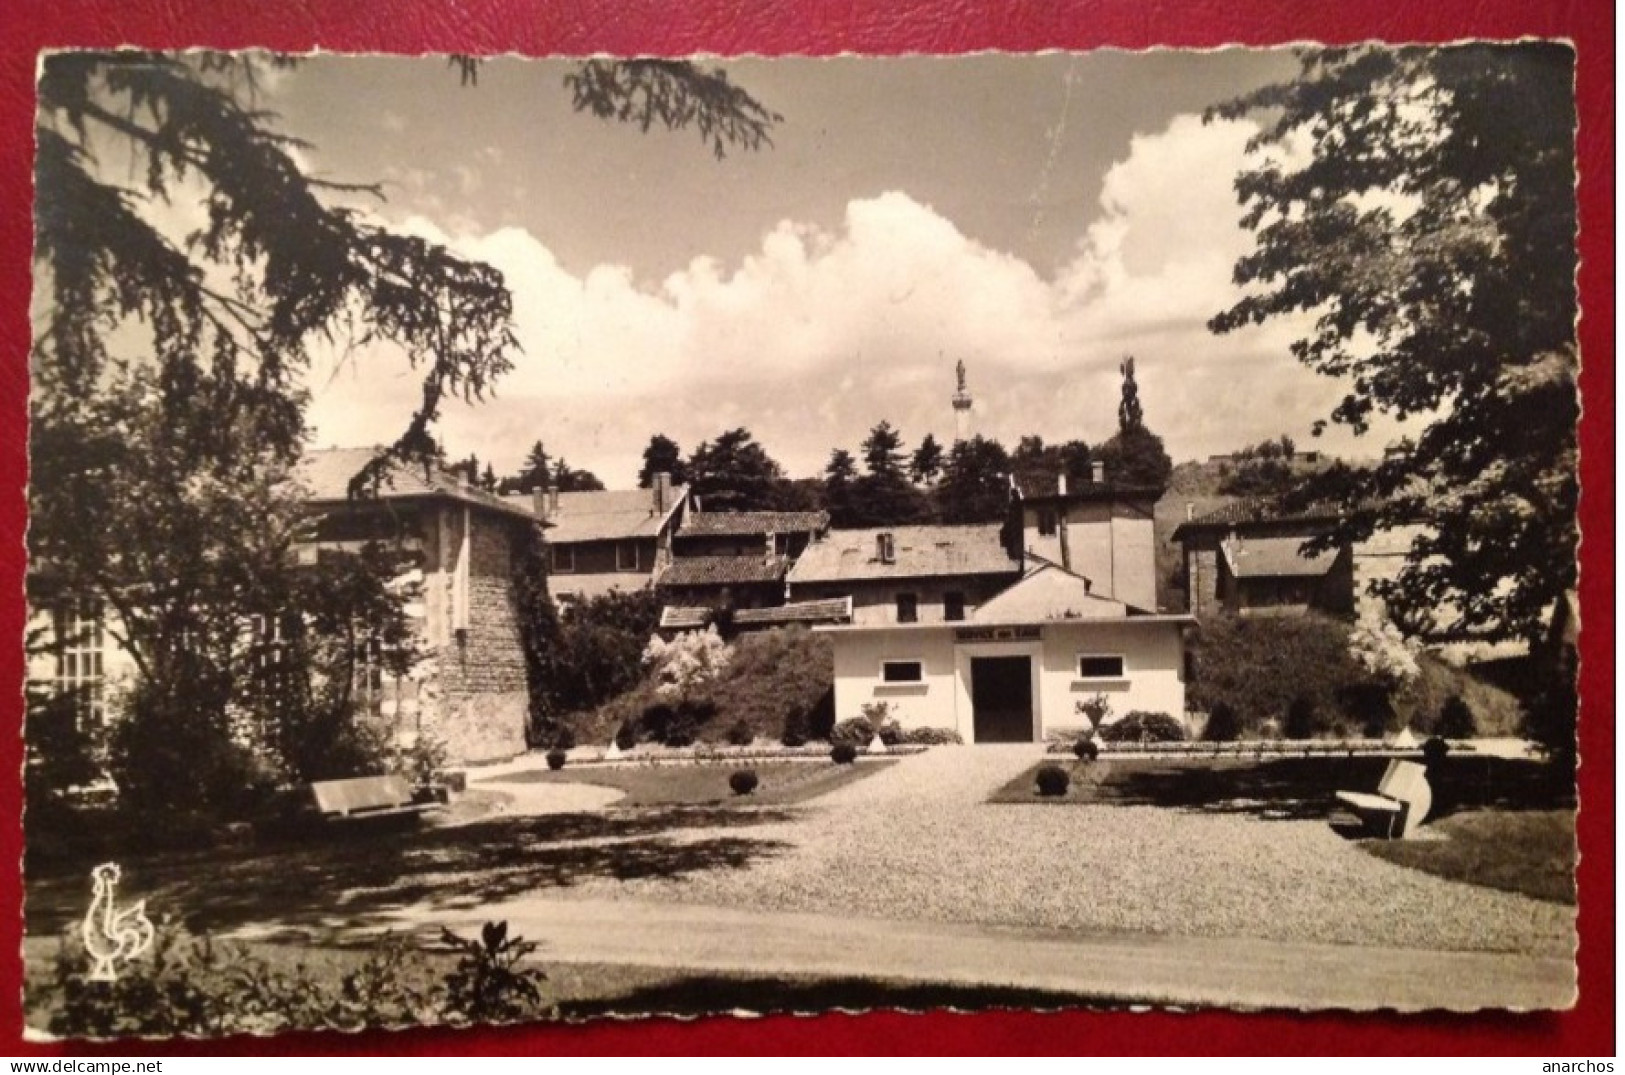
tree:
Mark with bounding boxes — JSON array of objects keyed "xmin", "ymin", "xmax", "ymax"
[
  {"xmin": 850, "ymin": 421, "xmax": 930, "ymax": 527},
  {"xmin": 1209, "ymin": 43, "xmax": 1577, "ymax": 648},
  {"xmin": 910, "ymin": 434, "xmax": 945, "ymax": 485},
  {"xmin": 688, "ymin": 427, "xmax": 786, "ymax": 511},
  {"xmin": 504, "ymin": 440, "xmax": 553, "ymax": 493},
  {"xmin": 1093, "ymin": 359, "xmax": 1172, "ymax": 490},
  {"xmin": 637, "ymin": 434, "xmax": 689, "ymax": 488},
  {"xmin": 550, "ymin": 457, "xmax": 604, "ymax": 493},
  {"xmin": 823, "ymin": 448, "xmax": 859, "ymax": 528},
  {"xmin": 30, "ymin": 51, "xmax": 778, "ymax": 812},
  {"xmin": 934, "ymin": 436, "xmax": 1012, "ymax": 524}
]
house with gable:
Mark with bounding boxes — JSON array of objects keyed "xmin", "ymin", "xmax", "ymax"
[
  {"xmin": 514, "ymin": 472, "xmax": 688, "ymax": 603},
  {"xmin": 28, "ymin": 447, "xmax": 546, "ymax": 767},
  {"xmin": 1170, "ymin": 499, "xmax": 1355, "ymax": 619},
  {"xmin": 804, "ymin": 470, "xmax": 1193, "ymax": 743}
]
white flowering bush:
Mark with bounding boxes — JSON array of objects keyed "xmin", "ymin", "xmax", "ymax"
[
  {"xmin": 1348, "ymin": 611, "xmax": 1421, "ymax": 685},
  {"xmin": 641, "ymin": 626, "xmax": 732, "ymax": 699}
]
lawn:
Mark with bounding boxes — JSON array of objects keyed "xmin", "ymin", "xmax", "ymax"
[
  {"xmin": 987, "ymin": 754, "xmax": 1576, "ymax": 904},
  {"xmin": 1360, "ymin": 809, "xmax": 1576, "ymax": 905},
  {"xmin": 489, "ymin": 758, "xmax": 895, "ymax": 807}
]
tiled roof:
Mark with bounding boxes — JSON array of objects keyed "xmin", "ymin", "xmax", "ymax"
[
  {"xmin": 680, "ymin": 510, "xmax": 829, "ymax": 537},
  {"xmin": 735, "ymin": 597, "xmax": 852, "ymax": 625},
  {"xmin": 660, "ymin": 597, "xmax": 853, "ymax": 631},
  {"xmin": 658, "ymin": 554, "xmax": 789, "ymax": 588},
  {"xmin": 1221, "ymin": 535, "xmax": 1341, "ymax": 579},
  {"xmin": 504, "ymin": 486, "xmax": 688, "ymax": 544},
  {"xmin": 297, "ymin": 447, "xmax": 537, "ymax": 521},
  {"xmin": 1171, "ymin": 497, "xmax": 1341, "ymax": 537},
  {"xmin": 787, "ymin": 525, "xmax": 1020, "ymax": 583}
]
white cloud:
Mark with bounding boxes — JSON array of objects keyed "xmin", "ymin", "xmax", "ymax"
[{"xmin": 306, "ymin": 113, "xmax": 1404, "ymax": 485}]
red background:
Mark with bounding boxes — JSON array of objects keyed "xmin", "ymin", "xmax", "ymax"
[{"xmin": 0, "ymin": 0, "xmax": 1612, "ymax": 1057}]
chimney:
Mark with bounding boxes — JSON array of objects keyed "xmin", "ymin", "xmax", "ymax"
[
  {"xmin": 653, "ymin": 471, "xmax": 671, "ymax": 514},
  {"xmin": 1185, "ymin": 502, "xmax": 1195, "ymax": 522},
  {"xmin": 1091, "ymin": 460, "xmax": 1105, "ymax": 485},
  {"xmin": 1057, "ymin": 473, "xmax": 1068, "ymax": 496},
  {"xmin": 549, "ymin": 486, "xmax": 560, "ymax": 515},
  {"xmin": 532, "ymin": 487, "xmax": 549, "ymax": 522}
]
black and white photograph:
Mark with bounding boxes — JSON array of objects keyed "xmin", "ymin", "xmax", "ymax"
[{"xmin": 22, "ymin": 44, "xmax": 1581, "ymax": 1039}]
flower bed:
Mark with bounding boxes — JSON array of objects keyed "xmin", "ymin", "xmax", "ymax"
[
  {"xmin": 550, "ymin": 741, "xmax": 929, "ymax": 768},
  {"xmin": 1043, "ymin": 738, "xmax": 1478, "ymax": 758}
]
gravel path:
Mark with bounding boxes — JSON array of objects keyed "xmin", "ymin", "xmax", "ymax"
[{"xmin": 552, "ymin": 745, "xmax": 1575, "ymax": 957}]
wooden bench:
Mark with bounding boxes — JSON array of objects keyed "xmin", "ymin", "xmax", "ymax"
[
  {"xmin": 1334, "ymin": 759, "xmax": 1432, "ymax": 839},
  {"xmin": 310, "ymin": 775, "xmax": 444, "ymax": 823}
]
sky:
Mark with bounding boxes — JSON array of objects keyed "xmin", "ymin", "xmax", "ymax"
[{"xmin": 256, "ymin": 51, "xmax": 1413, "ymax": 486}]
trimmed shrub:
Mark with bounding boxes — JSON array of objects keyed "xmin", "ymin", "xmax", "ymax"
[
  {"xmin": 779, "ymin": 723, "xmax": 808, "ymax": 748},
  {"xmin": 876, "ymin": 721, "xmax": 903, "ymax": 747},
  {"xmin": 724, "ymin": 719, "xmax": 755, "ymax": 747},
  {"xmin": 1202, "ymin": 703, "xmax": 1242, "ymax": 743},
  {"xmin": 728, "ymin": 769, "xmax": 760, "ymax": 796},
  {"xmin": 613, "ymin": 721, "xmax": 638, "ymax": 751},
  {"xmin": 1098, "ymin": 711, "xmax": 1186, "ymax": 743},
  {"xmin": 545, "ymin": 749, "xmax": 567, "ymax": 771},
  {"xmin": 829, "ymin": 717, "xmax": 874, "ymax": 747},
  {"xmin": 1072, "ymin": 738, "xmax": 1099, "ymax": 761},
  {"xmin": 1421, "ymin": 735, "xmax": 1451, "ymax": 769},
  {"xmin": 662, "ymin": 715, "xmax": 699, "ymax": 748},
  {"xmin": 1284, "ymin": 697, "xmax": 1318, "ymax": 740},
  {"xmin": 1035, "ymin": 764, "xmax": 1070, "ymax": 797},
  {"xmin": 1437, "ymin": 694, "xmax": 1476, "ymax": 739},
  {"xmin": 830, "ymin": 742, "xmax": 858, "ymax": 765},
  {"xmin": 900, "ymin": 726, "xmax": 962, "ymax": 745},
  {"xmin": 640, "ymin": 702, "xmax": 676, "ymax": 743}
]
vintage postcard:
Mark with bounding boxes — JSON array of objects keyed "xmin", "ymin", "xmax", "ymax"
[{"xmin": 22, "ymin": 45, "xmax": 1581, "ymax": 1040}]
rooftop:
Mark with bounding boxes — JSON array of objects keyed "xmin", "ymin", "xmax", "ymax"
[
  {"xmin": 298, "ymin": 447, "xmax": 538, "ymax": 521},
  {"xmin": 680, "ymin": 510, "xmax": 830, "ymax": 538},
  {"xmin": 788, "ymin": 524, "xmax": 1020, "ymax": 584},
  {"xmin": 1220, "ymin": 534, "xmax": 1342, "ymax": 579},
  {"xmin": 658, "ymin": 554, "xmax": 790, "ymax": 588},
  {"xmin": 503, "ymin": 485, "xmax": 689, "ymax": 544},
  {"xmin": 1171, "ymin": 497, "xmax": 1343, "ymax": 538}
]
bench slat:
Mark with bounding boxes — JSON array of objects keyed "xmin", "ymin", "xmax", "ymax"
[{"xmin": 1335, "ymin": 790, "xmax": 1402, "ymax": 813}]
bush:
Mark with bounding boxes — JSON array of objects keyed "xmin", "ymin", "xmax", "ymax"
[
  {"xmin": 1098, "ymin": 711, "xmax": 1187, "ymax": 743},
  {"xmin": 613, "ymin": 721, "xmax": 638, "ymax": 751},
  {"xmin": 1072, "ymin": 738, "xmax": 1099, "ymax": 761},
  {"xmin": 545, "ymin": 749, "xmax": 567, "ymax": 770},
  {"xmin": 829, "ymin": 717, "xmax": 874, "ymax": 746},
  {"xmin": 779, "ymin": 723, "xmax": 808, "ymax": 748},
  {"xmin": 900, "ymin": 726, "xmax": 962, "ymax": 745},
  {"xmin": 705, "ymin": 628, "xmax": 834, "ymax": 741},
  {"xmin": 724, "ymin": 719, "xmax": 755, "ymax": 747},
  {"xmin": 1421, "ymin": 735, "xmax": 1451, "ymax": 769},
  {"xmin": 1035, "ymin": 764, "xmax": 1070, "ymax": 797},
  {"xmin": 1436, "ymin": 694, "xmax": 1476, "ymax": 739},
  {"xmin": 728, "ymin": 769, "xmax": 759, "ymax": 795},
  {"xmin": 830, "ymin": 742, "xmax": 858, "ymax": 765},
  {"xmin": 640, "ymin": 702, "xmax": 676, "ymax": 743},
  {"xmin": 1284, "ymin": 697, "xmax": 1318, "ymax": 740},
  {"xmin": 1188, "ymin": 613, "xmax": 1376, "ymax": 734},
  {"xmin": 31, "ymin": 918, "xmax": 544, "ymax": 1038},
  {"xmin": 399, "ymin": 734, "xmax": 450, "ymax": 787},
  {"xmin": 1202, "ymin": 702, "xmax": 1242, "ymax": 742},
  {"xmin": 876, "ymin": 721, "xmax": 904, "ymax": 746}
]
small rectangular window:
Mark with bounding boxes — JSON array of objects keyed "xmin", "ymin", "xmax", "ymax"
[
  {"xmin": 877, "ymin": 532, "xmax": 896, "ymax": 563},
  {"xmin": 944, "ymin": 591, "xmax": 966, "ymax": 622},
  {"xmin": 896, "ymin": 592, "xmax": 918, "ymax": 624},
  {"xmin": 1038, "ymin": 508, "xmax": 1058, "ymax": 537},
  {"xmin": 552, "ymin": 545, "xmax": 576, "ymax": 573},
  {"xmin": 881, "ymin": 660, "xmax": 923, "ymax": 683},
  {"xmin": 1077, "ymin": 654, "xmax": 1125, "ymax": 679},
  {"xmin": 617, "ymin": 541, "xmax": 640, "ymax": 572}
]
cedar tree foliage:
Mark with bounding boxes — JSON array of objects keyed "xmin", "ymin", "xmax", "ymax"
[
  {"xmin": 1208, "ymin": 44, "xmax": 1578, "ymax": 647},
  {"xmin": 30, "ymin": 52, "xmax": 778, "ymax": 803}
]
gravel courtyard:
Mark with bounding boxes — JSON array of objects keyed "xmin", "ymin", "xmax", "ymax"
[{"xmin": 540, "ymin": 745, "xmax": 1576, "ymax": 957}]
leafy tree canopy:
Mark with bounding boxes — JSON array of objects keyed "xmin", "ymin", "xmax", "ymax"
[
  {"xmin": 910, "ymin": 433, "xmax": 945, "ymax": 485},
  {"xmin": 1209, "ymin": 43, "xmax": 1578, "ymax": 645},
  {"xmin": 688, "ymin": 427, "xmax": 787, "ymax": 511},
  {"xmin": 935, "ymin": 435, "xmax": 1012, "ymax": 524},
  {"xmin": 637, "ymin": 434, "xmax": 690, "ymax": 488}
]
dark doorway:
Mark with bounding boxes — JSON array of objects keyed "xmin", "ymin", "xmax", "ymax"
[{"xmin": 971, "ymin": 656, "xmax": 1034, "ymax": 743}]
